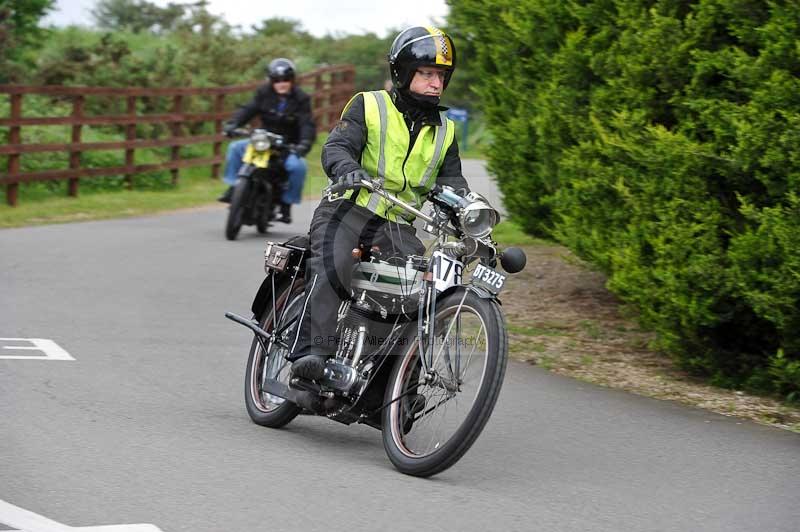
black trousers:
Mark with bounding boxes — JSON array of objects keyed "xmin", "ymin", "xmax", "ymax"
[{"xmin": 292, "ymin": 198, "xmax": 425, "ymax": 357}]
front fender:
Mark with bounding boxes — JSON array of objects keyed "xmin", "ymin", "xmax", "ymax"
[{"xmin": 437, "ymin": 283, "xmax": 501, "ymax": 303}]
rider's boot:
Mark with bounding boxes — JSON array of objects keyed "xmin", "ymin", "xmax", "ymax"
[
  {"xmin": 278, "ymin": 202, "xmax": 292, "ymax": 224},
  {"xmin": 290, "ymin": 353, "xmax": 329, "ymax": 381},
  {"xmin": 217, "ymin": 186, "xmax": 233, "ymax": 203}
]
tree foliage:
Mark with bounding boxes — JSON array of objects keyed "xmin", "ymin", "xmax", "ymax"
[
  {"xmin": 0, "ymin": 0, "xmax": 53, "ymax": 82},
  {"xmin": 92, "ymin": 0, "xmax": 186, "ymax": 33},
  {"xmin": 251, "ymin": 17, "xmax": 310, "ymax": 39},
  {"xmin": 20, "ymin": 0, "xmax": 405, "ymax": 94},
  {"xmin": 449, "ymin": 0, "xmax": 800, "ymax": 397}
]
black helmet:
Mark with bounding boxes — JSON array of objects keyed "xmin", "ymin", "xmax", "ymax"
[
  {"xmin": 388, "ymin": 26, "xmax": 456, "ymax": 90},
  {"xmin": 266, "ymin": 58, "xmax": 296, "ymax": 82}
]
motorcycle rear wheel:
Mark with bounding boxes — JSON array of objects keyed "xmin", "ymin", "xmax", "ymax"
[
  {"xmin": 225, "ymin": 179, "xmax": 249, "ymax": 241},
  {"xmin": 382, "ymin": 288, "xmax": 507, "ymax": 477},
  {"xmin": 244, "ymin": 284, "xmax": 304, "ymax": 427}
]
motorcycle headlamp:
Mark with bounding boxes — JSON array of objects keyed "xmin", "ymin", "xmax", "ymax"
[
  {"xmin": 458, "ymin": 193, "xmax": 499, "ymax": 239},
  {"xmin": 250, "ymin": 130, "xmax": 271, "ymax": 152}
]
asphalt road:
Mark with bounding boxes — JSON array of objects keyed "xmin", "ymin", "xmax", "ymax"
[{"xmin": 1, "ymin": 161, "xmax": 798, "ymax": 532}]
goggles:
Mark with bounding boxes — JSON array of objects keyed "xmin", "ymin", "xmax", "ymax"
[{"xmin": 415, "ymin": 69, "xmax": 447, "ymax": 82}]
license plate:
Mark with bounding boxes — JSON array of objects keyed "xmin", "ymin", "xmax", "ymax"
[{"xmin": 471, "ymin": 263, "xmax": 507, "ymax": 294}]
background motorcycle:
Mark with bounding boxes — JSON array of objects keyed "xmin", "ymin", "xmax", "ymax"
[
  {"xmin": 224, "ymin": 128, "xmax": 292, "ymax": 241},
  {"xmin": 226, "ymin": 177, "xmax": 527, "ymax": 477}
]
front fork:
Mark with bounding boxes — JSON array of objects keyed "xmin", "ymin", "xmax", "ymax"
[{"xmin": 418, "ymin": 277, "xmax": 474, "ymax": 386}]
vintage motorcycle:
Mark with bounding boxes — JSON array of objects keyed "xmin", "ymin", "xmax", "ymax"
[
  {"xmin": 226, "ymin": 176, "xmax": 527, "ymax": 477},
  {"xmin": 225, "ymin": 128, "xmax": 290, "ymax": 241}
]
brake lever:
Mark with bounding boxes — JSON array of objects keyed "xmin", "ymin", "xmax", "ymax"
[{"xmin": 325, "ymin": 178, "xmax": 377, "ymax": 199}]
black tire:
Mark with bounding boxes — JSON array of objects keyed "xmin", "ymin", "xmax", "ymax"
[
  {"xmin": 244, "ymin": 283, "xmax": 305, "ymax": 427},
  {"xmin": 256, "ymin": 182, "xmax": 273, "ymax": 234},
  {"xmin": 225, "ymin": 179, "xmax": 249, "ymax": 241},
  {"xmin": 382, "ymin": 288, "xmax": 507, "ymax": 477}
]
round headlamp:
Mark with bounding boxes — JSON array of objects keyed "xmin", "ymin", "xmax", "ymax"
[
  {"xmin": 458, "ymin": 193, "xmax": 499, "ymax": 238},
  {"xmin": 250, "ymin": 130, "xmax": 271, "ymax": 152}
]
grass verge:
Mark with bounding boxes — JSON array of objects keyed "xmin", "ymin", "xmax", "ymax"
[
  {"xmin": 492, "ymin": 220, "xmax": 547, "ymax": 246},
  {"xmin": 0, "ymin": 135, "xmax": 330, "ymax": 229}
]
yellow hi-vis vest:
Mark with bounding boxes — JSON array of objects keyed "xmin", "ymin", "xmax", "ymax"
[{"xmin": 343, "ymin": 90, "xmax": 455, "ymax": 223}]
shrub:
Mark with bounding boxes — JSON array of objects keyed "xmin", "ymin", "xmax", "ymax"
[{"xmin": 449, "ymin": 0, "xmax": 800, "ymax": 397}]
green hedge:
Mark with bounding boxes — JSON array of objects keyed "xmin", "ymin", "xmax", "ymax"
[{"xmin": 450, "ymin": 0, "xmax": 800, "ymax": 398}]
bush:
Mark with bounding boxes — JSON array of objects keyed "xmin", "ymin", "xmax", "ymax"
[{"xmin": 449, "ymin": 0, "xmax": 800, "ymax": 397}]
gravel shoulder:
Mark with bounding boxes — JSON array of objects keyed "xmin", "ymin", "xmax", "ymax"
[{"xmin": 503, "ymin": 242, "xmax": 800, "ymax": 433}]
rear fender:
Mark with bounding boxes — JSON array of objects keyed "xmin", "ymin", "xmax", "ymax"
[
  {"xmin": 251, "ymin": 271, "xmax": 286, "ymax": 318},
  {"xmin": 251, "ymin": 236, "xmax": 310, "ymax": 317}
]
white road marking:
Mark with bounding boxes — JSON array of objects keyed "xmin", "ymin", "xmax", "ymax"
[
  {"xmin": 0, "ymin": 338, "xmax": 75, "ymax": 360},
  {"xmin": 0, "ymin": 499, "xmax": 163, "ymax": 531}
]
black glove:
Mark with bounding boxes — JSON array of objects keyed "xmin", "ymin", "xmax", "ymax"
[
  {"xmin": 222, "ymin": 121, "xmax": 240, "ymax": 138},
  {"xmin": 338, "ymin": 169, "xmax": 370, "ymax": 188},
  {"xmin": 294, "ymin": 141, "xmax": 311, "ymax": 157},
  {"xmin": 329, "ymin": 169, "xmax": 370, "ymax": 195}
]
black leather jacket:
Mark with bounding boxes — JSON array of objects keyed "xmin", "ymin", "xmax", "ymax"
[{"xmin": 227, "ymin": 84, "xmax": 316, "ymax": 150}]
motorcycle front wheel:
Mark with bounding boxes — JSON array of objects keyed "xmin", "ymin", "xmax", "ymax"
[
  {"xmin": 244, "ymin": 283, "xmax": 304, "ymax": 427},
  {"xmin": 382, "ymin": 288, "xmax": 507, "ymax": 477},
  {"xmin": 225, "ymin": 179, "xmax": 249, "ymax": 241},
  {"xmin": 256, "ymin": 184, "xmax": 273, "ymax": 234}
]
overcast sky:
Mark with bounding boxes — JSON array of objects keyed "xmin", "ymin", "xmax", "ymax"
[{"xmin": 43, "ymin": 0, "xmax": 451, "ymax": 37}]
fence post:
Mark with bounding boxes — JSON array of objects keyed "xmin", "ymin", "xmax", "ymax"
[
  {"xmin": 344, "ymin": 66, "xmax": 355, "ymax": 94},
  {"xmin": 124, "ymin": 96, "xmax": 137, "ymax": 189},
  {"xmin": 170, "ymin": 94, "xmax": 184, "ymax": 185},
  {"xmin": 6, "ymin": 93, "xmax": 22, "ymax": 206},
  {"xmin": 212, "ymin": 93, "xmax": 225, "ymax": 179},
  {"xmin": 68, "ymin": 95, "xmax": 84, "ymax": 197},
  {"xmin": 328, "ymin": 70, "xmax": 341, "ymax": 129},
  {"xmin": 314, "ymin": 72, "xmax": 328, "ymax": 131},
  {"xmin": 339, "ymin": 66, "xmax": 355, "ymax": 118}
]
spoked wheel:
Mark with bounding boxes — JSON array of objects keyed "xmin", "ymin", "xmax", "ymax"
[
  {"xmin": 382, "ymin": 288, "xmax": 507, "ymax": 477},
  {"xmin": 225, "ymin": 179, "xmax": 249, "ymax": 241},
  {"xmin": 244, "ymin": 284, "xmax": 305, "ymax": 427}
]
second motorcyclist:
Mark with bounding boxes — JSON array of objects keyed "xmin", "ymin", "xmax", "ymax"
[{"xmin": 219, "ymin": 58, "xmax": 316, "ymax": 224}]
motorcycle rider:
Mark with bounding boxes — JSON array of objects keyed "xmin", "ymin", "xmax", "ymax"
[
  {"xmin": 290, "ymin": 26, "xmax": 470, "ymax": 380},
  {"xmin": 218, "ymin": 58, "xmax": 316, "ymax": 224}
]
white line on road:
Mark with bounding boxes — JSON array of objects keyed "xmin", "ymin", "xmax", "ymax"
[
  {"xmin": 0, "ymin": 338, "xmax": 75, "ymax": 360},
  {"xmin": 0, "ymin": 500, "xmax": 163, "ymax": 531}
]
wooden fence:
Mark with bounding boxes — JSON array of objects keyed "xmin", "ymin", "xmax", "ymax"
[{"xmin": 0, "ymin": 64, "xmax": 355, "ymax": 206}]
